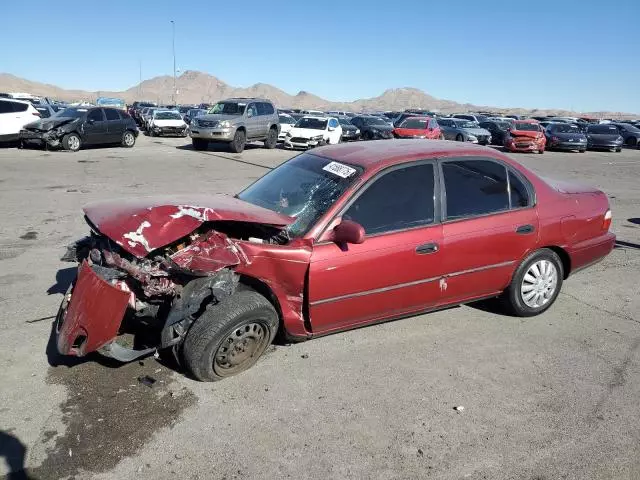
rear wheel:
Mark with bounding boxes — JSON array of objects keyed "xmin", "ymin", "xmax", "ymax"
[
  {"xmin": 182, "ymin": 291, "xmax": 279, "ymax": 381},
  {"xmin": 501, "ymin": 248, "xmax": 563, "ymax": 317},
  {"xmin": 229, "ymin": 129, "xmax": 246, "ymax": 153},
  {"xmin": 263, "ymin": 127, "xmax": 277, "ymax": 149},
  {"xmin": 615, "ymin": 147, "xmax": 622, "ymax": 152},
  {"xmin": 121, "ymin": 130, "xmax": 136, "ymax": 148},
  {"xmin": 626, "ymin": 137, "xmax": 637, "ymax": 147},
  {"xmin": 456, "ymin": 134, "xmax": 464, "ymax": 142},
  {"xmin": 538, "ymin": 148, "xmax": 544, "ymax": 154},
  {"xmin": 579, "ymin": 149, "xmax": 586, "ymax": 153},
  {"xmin": 192, "ymin": 138, "xmax": 209, "ymax": 151},
  {"xmin": 62, "ymin": 133, "xmax": 81, "ymax": 152}
]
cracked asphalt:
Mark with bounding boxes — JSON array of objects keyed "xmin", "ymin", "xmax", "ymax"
[{"xmin": 0, "ymin": 136, "xmax": 639, "ymax": 480}]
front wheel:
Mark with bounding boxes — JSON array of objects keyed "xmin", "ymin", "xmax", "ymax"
[
  {"xmin": 501, "ymin": 248, "xmax": 563, "ymax": 317},
  {"xmin": 229, "ymin": 129, "xmax": 246, "ymax": 153},
  {"xmin": 263, "ymin": 127, "xmax": 277, "ymax": 149},
  {"xmin": 182, "ymin": 291, "xmax": 279, "ymax": 381},
  {"xmin": 121, "ymin": 130, "xmax": 136, "ymax": 148},
  {"xmin": 62, "ymin": 133, "xmax": 81, "ymax": 152},
  {"xmin": 455, "ymin": 134, "xmax": 464, "ymax": 142},
  {"xmin": 538, "ymin": 148, "xmax": 544, "ymax": 154}
]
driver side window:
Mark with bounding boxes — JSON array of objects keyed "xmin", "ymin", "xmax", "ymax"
[{"xmin": 343, "ymin": 163, "xmax": 435, "ymax": 236}]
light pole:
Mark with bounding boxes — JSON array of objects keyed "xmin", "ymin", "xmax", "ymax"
[{"xmin": 171, "ymin": 20, "xmax": 176, "ymax": 105}]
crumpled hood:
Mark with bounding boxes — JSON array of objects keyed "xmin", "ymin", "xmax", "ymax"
[
  {"xmin": 84, "ymin": 194, "xmax": 294, "ymax": 258},
  {"xmin": 288, "ymin": 127, "xmax": 326, "ymax": 139},
  {"xmin": 24, "ymin": 117, "xmax": 77, "ymax": 131}
]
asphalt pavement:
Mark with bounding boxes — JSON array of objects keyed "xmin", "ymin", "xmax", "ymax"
[{"xmin": 0, "ymin": 135, "xmax": 639, "ymax": 480}]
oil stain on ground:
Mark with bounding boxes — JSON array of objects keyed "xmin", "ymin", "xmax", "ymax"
[{"xmin": 29, "ymin": 357, "xmax": 196, "ymax": 478}]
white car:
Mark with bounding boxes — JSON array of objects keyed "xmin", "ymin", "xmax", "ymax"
[
  {"xmin": 0, "ymin": 98, "xmax": 42, "ymax": 143},
  {"xmin": 148, "ymin": 110, "xmax": 188, "ymax": 137},
  {"xmin": 284, "ymin": 116, "xmax": 342, "ymax": 149},
  {"xmin": 300, "ymin": 109, "xmax": 325, "ymax": 116},
  {"xmin": 278, "ymin": 113, "xmax": 296, "ymax": 142}
]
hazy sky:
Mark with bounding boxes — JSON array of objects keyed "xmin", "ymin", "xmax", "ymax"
[{"xmin": 2, "ymin": 0, "xmax": 639, "ymax": 112}]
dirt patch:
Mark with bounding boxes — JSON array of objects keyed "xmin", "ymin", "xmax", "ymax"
[
  {"xmin": 20, "ymin": 231, "xmax": 38, "ymax": 240},
  {"xmin": 29, "ymin": 357, "xmax": 196, "ymax": 478},
  {"xmin": 77, "ymin": 160, "xmax": 98, "ymax": 164},
  {"xmin": 0, "ymin": 245, "xmax": 26, "ymax": 261},
  {"xmin": 0, "ymin": 274, "xmax": 35, "ymax": 286}
]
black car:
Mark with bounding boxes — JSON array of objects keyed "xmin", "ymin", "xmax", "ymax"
[
  {"xmin": 350, "ymin": 116, "xmax": 394, "ymax": 140},
  {"xmin": 337, "ymin": 116, "xmax": 360, "ymax": 141},
  {"xmin": 479, "ymin": 120, "xmax": 511, "ymax": 146},
  {"xmin": 611, "ymin": 123, "xmax": 640, "ymax": 148},
  {"xmin": 184, "ymin": 108, "xmax": 207, "ymax": 125},
  {"xmin": 586, "ymin": 124, "xmax": 624, "ymax": 152},
  {"xmin": 19, "ymin": 107, "xmax": 138, "ymax": 152},
  {"xmin": 545, "ymin": 123, "xmax": 587, "ymax": 152}
]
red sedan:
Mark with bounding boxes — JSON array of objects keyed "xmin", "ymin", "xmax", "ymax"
[
  {"xmin": 505, "ymin": 119, "xmax": 546, "ymax": 154},
  {"xmin": 56, "ymin": 140, "xmax": 615, "ymax": 381},
  {"xmin": 393, "ymin": 116, "xmax": 443, "ymax": 140}
]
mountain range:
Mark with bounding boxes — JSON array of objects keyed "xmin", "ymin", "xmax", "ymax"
[{"xmin": 0, "ymin": 71, "xmax": 636, "ymax": 118}]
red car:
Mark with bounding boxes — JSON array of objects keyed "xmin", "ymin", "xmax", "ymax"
[
  {"xmin": 505, "ymin": 119, "xmax": 546, "ymax": 154},
  {"xmin": 56, "ymin": 140, "xmax": 615, "ymax": 381},
  {"xmin": 393, "ymin": 116, "xmax": 443, "ymax": 140}
]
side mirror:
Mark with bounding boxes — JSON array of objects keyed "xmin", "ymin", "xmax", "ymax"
[{"xmin": 333, "ymin": 220, "xmax": 365, "ymax": 245}]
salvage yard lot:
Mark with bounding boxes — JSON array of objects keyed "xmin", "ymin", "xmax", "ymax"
[{"xmin": 1, "ymin": 137, "xmax": 639, "ymax": 479}]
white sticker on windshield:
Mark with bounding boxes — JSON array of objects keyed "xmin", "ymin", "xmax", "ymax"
[{"xmin": 322, "ymin": 161, "xmax": 356, "ymax": 178}]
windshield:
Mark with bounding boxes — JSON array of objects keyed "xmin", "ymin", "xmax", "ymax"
[
  {"xmin": 364, "ymin": 117, "xmax": 388, "ymax": 126},
  {"xmin": 456, "ymin": 120, "xmax": 479, "ymax": 129},
  {"xmin": 552, "ymin": 124, "xmax": 581, "ymax": 133},
  {"xmin": 237, "ymin": 153, "xmax": 361, "ymax": 238},
  {"xmin": 337, "ymin": 118, "xmax": 353, "ymax": 126},
  {"xmin": 295, "ymin": 117, "xmax": 328, "ymax": 130},
  {"xmin": 36, "ymin": 107, "xmax": 51, "ymax": 118},
  {"xmin": 57, "ymin": 108, "xmax": 87, "ymax": 119},
  {"xmin": 209, "ymin": 102, "xmax": 246, "ymax": 115},
  {"xmin": 588, "ymin": 125, "xmax": 619, "ymax": 134},
  {"xmin": 400, "ymin": 118, "xmax": 429, "ymax": 129},
  {"xmin": 189, "ymin": 109, "xmax": 205, "ymax": 117},
  {"xmin": 279, "ymin": 114, "xmax": 296, "ymax": 124},
  {"xmin": 513, "ymin": 122, "xmax": 540, "ymax": 131},
  {"xmin": 155, "ymin": 111, "xmax": 182, "ymax": 120}
]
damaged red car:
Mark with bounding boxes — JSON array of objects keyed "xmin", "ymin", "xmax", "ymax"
[
  {"xmin": 504, "ymin": 119, "xmax": 546, "ymax": 154},
  {"xmin": 56, "ymin": 140, "xmax": 615, "ymax": 381}
]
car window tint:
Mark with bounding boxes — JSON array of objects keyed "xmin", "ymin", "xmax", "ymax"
[
  {"xmin": 104, "ymin": 109, "xmax": 120, "ymax": 121},
  {"xmin": 256, "ymin": 103, "xmax": 267, "ymax": 116},
  {"xmin": 343, "ymin": 164, "xmax": 435, "ymax": 235},
  {"xmin": 0, "ymin": 101, "xmax": 14, "ymax": 114},
  {"xmin": 87, "ymin": 109, "xmax": 104, "ymax": 122},
  {"xmin": 262, "ymin": 103, "xmax": 275, "ymax": 115},
  {"xmin": 509, "ymin": 170, "xmax": 530, "ymax": 208},
  {"xmin": 443, "ymin": 160, "xmax": 509, "ymax": 219},
  {"xmin": 12, "ymin": 102, "xmax": 28, "ymax": 113}
]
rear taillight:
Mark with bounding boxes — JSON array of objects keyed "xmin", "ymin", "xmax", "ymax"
[{"xmin": 602, "ymin": 209, "xmax": 612, "ymax": 231}]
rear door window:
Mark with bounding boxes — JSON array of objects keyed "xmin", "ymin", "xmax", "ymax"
[
  {"xmin": 0, "ymin": 101, "xmax": 14, "ymax": 114},
  {"xmin": 104, "ymin": 108, "xmax": 120, "ymax": 121},
  {"xmin": 11, "ymin": 101, "xmax": 28, "ymax": 113}
]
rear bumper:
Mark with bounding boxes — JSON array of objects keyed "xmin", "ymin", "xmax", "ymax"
[
  {"xmin": 568, "ymin": 232, "xmax": 616, "ymax": 275},
  {"xmin": 56, "ymin": 261, "xmax": 131, "ymax": 357}
]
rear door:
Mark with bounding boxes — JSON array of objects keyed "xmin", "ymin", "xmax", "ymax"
[
  {"xmin": 308, "ymin": 161, "xmax": 445, "ymax": 334},
  {"xmin": 104, "ymin": 108, "xmax": 125, "ymax": 142},
  {"xmin": 438, "ymin": 157, "xmax": 539, "ymax": 304},
  {"xmin": 83, "ymin": 109, "xmax": 109, "ymax": 145}
]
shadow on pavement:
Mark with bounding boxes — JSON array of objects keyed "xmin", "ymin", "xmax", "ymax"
[
  {"xmin": 46, "ymin": 267, "xmax": 76, "ymax": 295},
  {"xmin": 0, "ymin": 430, "xmax": 37, "ymax": 479}
]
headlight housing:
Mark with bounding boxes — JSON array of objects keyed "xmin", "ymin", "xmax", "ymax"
[
  {"xmin": 218, "ymin": 120, "xmax": 231, "ymax": 128},
  {"xmin": 355, "ymin": 129, "xmax": 360, "ymax": 134},
  {"xmin": 311, "ymin": 135, "xmax": 324, "ymax": 141},
  {"xmin": 467, "ymin": 134, "xmax": 478, "ymax": 141}
]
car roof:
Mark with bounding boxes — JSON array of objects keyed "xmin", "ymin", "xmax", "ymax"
[
  {"xmin": 222, "ymin": 97, "xmax": 271, "ymax": 102},
  {"xmin": 312, "ymin": 139, "xmax": 512, "ymax": 172},
  {"xmin": 514, "ymin": 119, "xmax": 539, "ymax": 123}
]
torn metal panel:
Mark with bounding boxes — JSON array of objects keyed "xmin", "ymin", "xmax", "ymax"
[
  {"xmin": 83, "ymin": 195, "xmax": 295, "ymax": 258},
  {"xmin": 169, "ymin": 231, "xmax": 241, "ymax": 275}
]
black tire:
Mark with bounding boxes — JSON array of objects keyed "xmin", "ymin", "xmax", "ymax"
[
  {"xmin": 192, "ymin": 138, "xmax": 208, "ymax": 151},
  {"xmin": 616, "ymin": 147, "xmax": 622, "ymax": 152},
  {"xmin": 500, "ymin": 248, "xmax": 564, "ymax": 317},
  {"xmin": 579, "ymin": 149, "xmax": 586, "ymax": 153},
  {"xmin": 456, "ymin": 134, "xmax": 464, "ymax": 142},
  {"xmin": 538, "ymin": 149, "xmax": 544, "ymax": 154},
  {"xmin": 626, "ymin": 137, "xmax": 637, "ymax": 147},
  {"xmin": 364, "ymin": 131, "xmax": 374, "ymax": 141},
  {"xmin": 62, "ymin": 133, "xmax": 81, "ymax": 152},
  {"xmin": 263, "ymin": 127, "xmax": 278, "ymax": 149},
  {"xmin": 121, "ymin": 130, "xmax": 136, "ymax": 148},
  {"xmin": 182, "ymin": 291, "xmax": 279, "ymax": 381},
  {"xmin": 229, "ymin": 129, "xmax": 246, "ymax": 153}
]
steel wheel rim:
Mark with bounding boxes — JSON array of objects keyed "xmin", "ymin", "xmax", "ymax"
[
  {"xmin": 214, "ymin": 322, "xmax": 269, "ymax": 376},
  {"xmin": 69, "ymin": 136, "xmax": 80, "ymax": 150},
  {"xmin": 520, "ymin": 260, "xmax": 558, "ymax": 309},
  {"xmin": 124, "ymin": 132, "xmax": 134, "ymax": 146}
]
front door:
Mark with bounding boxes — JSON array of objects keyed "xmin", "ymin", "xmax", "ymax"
[
  {"xmin": 83, "ymin": 109, "xmax": 109, "ymax": 145},
  {"xmin": 438, "ymin": 158, "xmax": 539, "ymax": 304},
  {"xmin": 308, "ymin": 161, "xmax": 444, "ymax": 335},
  {"xmin": 245, "ymin": 103, "xmax": 259, "ymax": 139}
]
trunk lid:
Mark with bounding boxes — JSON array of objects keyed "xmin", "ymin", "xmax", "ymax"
[
  {"xmin": 542, "ymin": 177, "xmax": 602, "ymax": 195},
  {"xmin": 84, "ymin": 194, "xmax": 294, "ymax": 258}
]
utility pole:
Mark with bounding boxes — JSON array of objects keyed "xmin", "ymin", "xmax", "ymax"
[{"xmin": 171, "ymin": 20, "xmax": 176, "ymax": 105}]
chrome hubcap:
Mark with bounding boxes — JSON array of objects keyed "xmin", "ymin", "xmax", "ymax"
[
  {"xmin": 521, "ymin": 260, "xmax": 558, "ymax": 308},
  {"xmin": 214, "ymin": 322, "xmax": 268, "ymax": 373},
  {"xmin": 124, "ymin": 133, "xmax": 134, "ymax": 145},
  {"xmin": 69, "ymin": 136, "xmax": 79, "ymax": 150}
]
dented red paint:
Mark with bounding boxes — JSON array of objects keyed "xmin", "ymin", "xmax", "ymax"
[
  {"xmin": 170, "ymin": 231, "xmax": 241, "ymax": 274},
  {"xmin": 57, "ymin": 261, "xmax": 131, "ymax": 356},
  {"xmin": 84, "ymin": 194, "xmax": 294, "ymax": 258}
]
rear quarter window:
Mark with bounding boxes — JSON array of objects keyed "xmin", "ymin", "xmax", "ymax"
[{"xmin": 11, "ymin": 102, "xmax": 28, "ymax": 113}]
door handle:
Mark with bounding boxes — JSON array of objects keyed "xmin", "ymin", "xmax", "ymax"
[
  {"xmin": 516, "ymin": 224, "xmax": 535, "ymax": 234},
  {"xmin": 415, "ymin": 242, "xmax": 439, "ymax": 254}
]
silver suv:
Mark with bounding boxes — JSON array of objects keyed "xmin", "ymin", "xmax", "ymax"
[{"xmin": 189, "ymin": 98, "xmax": 280, "ymax": 153}]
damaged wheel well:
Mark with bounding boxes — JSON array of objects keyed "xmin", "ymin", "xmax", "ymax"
[{"xmin": 238, "ymin": 275, "xmax": 287, "ymax": 338}]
